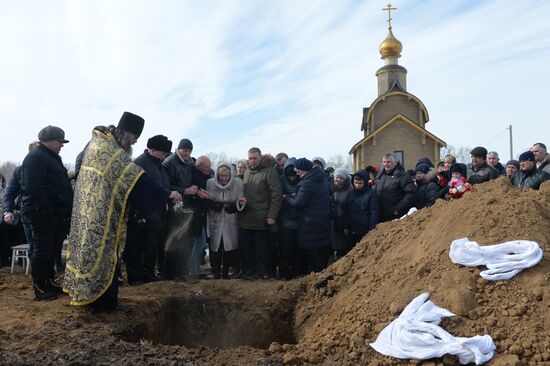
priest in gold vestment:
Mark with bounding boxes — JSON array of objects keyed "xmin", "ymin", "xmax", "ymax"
[{"xmin": 64, "ymin": 112, "xmax": 181, "ymax": 310}]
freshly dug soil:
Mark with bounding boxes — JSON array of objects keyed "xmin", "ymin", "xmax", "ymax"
[
  {"xmin": 0, "ymin": 273, "xmax": 305, "ymax": 366},
  {"xmin": 0, "ymin": 178, "xmax": 548, "ymax": 365},
  {"xmin": 289, "ymin": 178, "xmax": 550, "ymax": 365}
]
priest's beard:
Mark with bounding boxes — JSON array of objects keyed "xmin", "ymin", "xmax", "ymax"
[{"xmin": 115, "ymin": 132, "xmax": 133, "ymax": 155}]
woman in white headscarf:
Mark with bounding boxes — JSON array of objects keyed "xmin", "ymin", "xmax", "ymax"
[{"xmin": 206, "ymin": 163, "xmax": 246, "ymax": 279}]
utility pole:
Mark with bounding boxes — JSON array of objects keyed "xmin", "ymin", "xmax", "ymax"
[{"xmin": 507, "ymin": 125, "xmax": 513, "ymax": 160}]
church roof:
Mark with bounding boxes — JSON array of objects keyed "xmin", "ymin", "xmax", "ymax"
[
  {"xmin": 375, "ymin": 64, "xmax": 407, "ymax": 75},
  {"xmin": 351, "ymin": 113, "xmax": 446, "ymax": 153},
  {"xmin": 361, "ymin": 90, "xmax": 429, "ymax": 131}
]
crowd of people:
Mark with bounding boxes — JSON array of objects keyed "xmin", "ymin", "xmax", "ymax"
[{"xmin": 1, "ymin": 111, "xmax": 549, "ymax": 310}]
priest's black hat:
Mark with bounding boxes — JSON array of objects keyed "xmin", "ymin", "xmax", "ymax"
[{"xmin": 117, "ymin": 112, "xmax": 144, "ymax": 137}]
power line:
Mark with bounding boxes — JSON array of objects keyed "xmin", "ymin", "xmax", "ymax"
[{"xmin": 477, "ymin": 128, "xmax": 508, "ymax": 146}]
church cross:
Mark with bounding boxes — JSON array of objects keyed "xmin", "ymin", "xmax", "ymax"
[{"xmin": 382, "ymin": 3, "xmax": 397, "ymax": 29}]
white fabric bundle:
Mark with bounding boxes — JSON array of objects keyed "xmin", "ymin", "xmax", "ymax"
[
  {"xmin": 449, "ymin": 237, "xmax": 543, "ymax": 281},
  {"xmin": 399, "ymin": 207, "xmax": 418, "ymax": 220},
  {"xmin": 370, "ymin": 293, "xmax": 495, "ymax": 365}
]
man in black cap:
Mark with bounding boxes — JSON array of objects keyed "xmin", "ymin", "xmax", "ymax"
[
  {"xmin": 64, "ymin": 112, "xmax": 182, "ymax": 310},
  {"xmin": 162, "ymin": 138, "xmax": 200, "ymax": 280},
  {"xmin": 510, "ymin": 151, "xmax": 550, "ymax": 190},
  {"xmin": 466, "ymin": 146, "xmax": 499, "ymax": 185},
  {"xmin": 21, "ymin": 126, "xmax": 73, "ymax": 300},
  {"xmin": 124, "ymin": 135, "xmax": 174, "ymax": 284}
]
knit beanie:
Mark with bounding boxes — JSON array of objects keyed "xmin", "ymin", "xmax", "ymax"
[
  {"xmin": 415, "ymin": 163, "xmax": 430, "ymax": 174},
  {"xmin": 518, "ymin": 151, "xmax": 535, "ymax": 162},
  {"xmin": 333, "ymin": 167, "xmax": 349, "ymax": 179},
  {"xmin": 311, "ymin": 156, "xmax": 326, "ymax": 169},
  {"xmin": 177, "ymin": 138, "xmax": 193, "ymax": 150},
  {"xmin": 505, "ymin": 160, "xmax": 520, "ymax": 169},
  {"xmin": 295, "ymin": 158, "xmax": 313, "ymax": 172}
]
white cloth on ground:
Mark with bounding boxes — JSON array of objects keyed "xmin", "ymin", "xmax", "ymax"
[
  {"xmin": 449, "ymin": 237, "xmax": 543, "ymax": 281},
  {"xmin": 370, "ymin": 293, "xmax": 495, "ymax": 365},
  {"xmin": 398, "ymin": 207, "xmax": 417, "ymax": 220}
]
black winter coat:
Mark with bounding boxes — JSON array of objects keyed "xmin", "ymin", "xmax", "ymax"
[
  {"xmin": 162, "ymin": 153, "xmax": 194, "ymax": 195},
  {"xmin": 283, "ymin": 167, "xmax": 332, "ymax": 250},
  {"xmin": 467, "ymin": 162, "xmax": 499, "ymax": 185},
  {"xmin": 280, "ymin": 173, "xmax": 301, "ymax": 231},
  {"xmin": 415, "ymin": 180, "xmax": 438, "ymax": 209},
  {"xmin": 189, "ymin": 166, "xmax": 220, "ymax": 235},
  {"xmin": 20, "ymin": 144, "xmax": 73, "ymax": 222},
  {"xmin": 344, "ymin": 183, "xmax": 379, "ymax": 239},
  {"xmin": 375, "ymin": 164, "xmax": 416, "ymax": 222},
  {"xmin": 493, "ymin": 162, "xmax": 506, "ymax": 176},
  {"xmin": 510, "ymin": 168, "xmax": 550, "ymax": 190},
  {"xmin": 130, "ymin": 151, "xmax": 171, "ymax": 227},
  {"xmin": 331, "ymin": 181, "xmax": 351, "ymax": 233}
]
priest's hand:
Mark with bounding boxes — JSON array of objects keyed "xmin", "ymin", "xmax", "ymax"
[{"xmin": 169, "ymin": 191, "xmax": 183, "ymax": 203}]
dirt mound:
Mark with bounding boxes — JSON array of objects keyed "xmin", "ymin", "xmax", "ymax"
[
  {"xmin": 287, "ymin": 178, "xmax": 550, "ymax": 365},
  {"xmin": 0, "ymin": 178, "xmax": 548, "ymax": 365}
]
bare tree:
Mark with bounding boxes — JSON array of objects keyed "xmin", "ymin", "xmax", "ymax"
[
  {"xmin": 441, "ymin": 145, "xmax": 471, "ymax": 164},
  {"xmin": 326, "ymin": 154, "xmax": 354, "ymax": 172},
  {"xmin": 327, "ymin": 154, "xmax": 345, "ymax": 168},
  {"xmin": 205, "ymin": 152, "xmax": 239, "ymax": 168}
]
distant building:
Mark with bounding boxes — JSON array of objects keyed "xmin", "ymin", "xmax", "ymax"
[{"xmin": 350, "ymin": 10, "xmax": 446, "ymax": 171}]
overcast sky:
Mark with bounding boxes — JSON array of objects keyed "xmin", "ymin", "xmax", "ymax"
[{"xmin": 0, "ymin": 0, "xmax": 549, "ymax": 167}]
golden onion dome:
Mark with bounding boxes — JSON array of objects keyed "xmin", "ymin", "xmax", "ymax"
[{"xmin": 379, "ymin": 28, "xmax": 402, "ymax": 58}]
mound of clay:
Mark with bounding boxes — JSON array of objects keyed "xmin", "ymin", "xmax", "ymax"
[{"xmin": 287, "ymin": 178, "xmax": 550, "ymax": 365}]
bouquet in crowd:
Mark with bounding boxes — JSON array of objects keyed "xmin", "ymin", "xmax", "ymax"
[{"xmin": 448, "ymin": 176, "xmax": 472, "ymax": 199}]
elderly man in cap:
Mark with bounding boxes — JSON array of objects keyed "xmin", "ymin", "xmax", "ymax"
[
  {"xmin": 124, "ymin": 135, "xmax": 173, "ymax": 285},
  {"xmin": 21, "ymin": 126, "xmax": 73, "ymax": 300},
  {"xmin": 510, "ymin": 151, "xmax": 550, "ymax": 190},
  {"xmin": 64, "ymin": 112, "xmax": 182, "ymax": 310},
  {"xmin": 466, "ymin": 146, "xmax": 499, "ymax": 185}
]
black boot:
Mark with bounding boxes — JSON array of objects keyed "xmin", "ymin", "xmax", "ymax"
[
  {"xmin": 33, "ymin": 281, "xmax": 57, "ymax": 301},
  {"xmin": 47, "ymin": 279, "xmax": 64, "ymax": 294}
]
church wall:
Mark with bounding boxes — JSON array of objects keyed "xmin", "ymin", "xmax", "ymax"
[
  {"xmin": 371, "ymin": 95, "xmax": 420, "ymax": 131},
  {"xmin": 358, "ymin": 119, "xmax": 440, "ymax": 170}
]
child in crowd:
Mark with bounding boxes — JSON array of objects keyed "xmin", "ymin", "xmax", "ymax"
[{"xmin": 448, "ymin": 163, "xmax": 471, "ymax": 199}]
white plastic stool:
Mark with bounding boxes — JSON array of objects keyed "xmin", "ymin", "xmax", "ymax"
[{"xmin": 11, "ymin": 244, "xmax": 30, "ymax": 275}]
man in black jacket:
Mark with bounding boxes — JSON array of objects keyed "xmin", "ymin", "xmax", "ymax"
[
  {"xmin": 511, "ymin": 151, "xmax": 550, "ymax": 190},
  {"xmin": 375, "ymin": 153, "xmax": 416, "ymax": 222},
  {"xmin": 487, "ymin": 151, "xmax": 506, "ymax": 176},
  {"xmin": 467, "ymin": 147, "xmax": 499, "ymax": 185},
  {"xmin": 21, "ymin": 126, "xmax": 73, "ymax": 300},
  {"xmin": 125, "ymin": 135, "xmax": 173, "ymax": 284},
  {"xmin": 162, "ymin": 138, "xmax": 198, "ymax": 280}
]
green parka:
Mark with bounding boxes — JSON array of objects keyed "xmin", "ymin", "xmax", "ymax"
[{"xmin": 239, "ymin": 159, "xmax": 282, "ymax": 230}]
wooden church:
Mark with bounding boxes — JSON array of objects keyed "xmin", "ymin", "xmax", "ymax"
[{"xmin": 350, "ymin": 5, "xmax": 446, "ymax": 171}]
